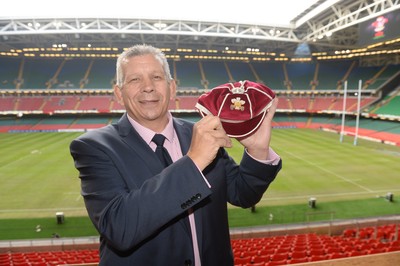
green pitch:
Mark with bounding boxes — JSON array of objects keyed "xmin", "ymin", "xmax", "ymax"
[{"xmin": 0, "ymin": 128, "xmax": 399, "ymax": 239}]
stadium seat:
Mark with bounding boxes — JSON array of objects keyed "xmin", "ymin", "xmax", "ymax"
[
  {"xmin": 289, "ymin": 251, "xmax": 307, "ymax": 260},
  {"xmin": 267, "ymin": 260, "xmax": 287, "ymax": 266},
  {"xmin": 258, "ymin": 248, "xmax": 276, "ymax": 256},
  {"xmin": 349, "ymin": 250, "xmax": 368, "ymax": 257},
  {"xmin": 309, "ymin": 255, "xmax": 328, "ymax": 262},
  {"xmin": 368, "ymin": 247, "xmax": 387, "ymax": 254},
  {"xmin": 252, "ymin": 263, "xmax": 266, "ymax": 266},
  {"xmin": 308, "ymin": 248, "xmax": 326, "ymax": 257},
  {"xmin": 12, "ymin": 262, "xmax": 30, "ymax": 266},
  {"xmin": 270, "ymin": 253, "xmax": 288, "ymax": 261},
  {"xmin": 288, "ymin": 257, "xmax": 309, "ymax": 264},
  {"xmin": 343, "ymin": 228, "xmax": 356, "ymax": 238},
  {"xmin": 275, "ymin": 246, "xmax": 291, "ymax": 254},
  {"xmin": 242, "ymin": 249, "xmax": 258, "ymax": 257},
  {"xmin": 325, "ymin": 246, "xmax": 342, "ymax": 254},
  {"xmin": 252, "ymin": 255, "xmax": 270, "ymax": 264},
  {"xmin": 234, "ymin": 256, "xmax": 252, "ymax": 265},
  {"xmin": 329, "ymin": 252, "xmax": 348, "ymax": 260},
  {"xmin": 387, "ymin": 246, "xmax": 400, "ymax": 252}
]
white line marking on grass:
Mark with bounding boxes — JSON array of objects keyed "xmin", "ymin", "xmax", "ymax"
[
  {"xmin": 0, "ymin": 207, "xmax": 86, "ymax": 213},
  {"xmin": 0, "ymin": 154, "xmax": 32, "ymax": 168},
  {"xmin": 62, "ymin": 192, "xmax": 82, "ymax": 201},
  {"xmin": 283, "ymin": 150, "xmax": 373, "ymax": 193},
  {"xmin": 261, "ymin": 189, "xmax": 400, "ymax": 202}
]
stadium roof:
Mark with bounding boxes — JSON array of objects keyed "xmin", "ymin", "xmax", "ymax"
[
  {"xmin": 1, "ymin": 0, "xmax": 400, "ymax": 62},
  {"xmin": 1, "ymin": 0, "xmax": 321, "ymax": 28}
]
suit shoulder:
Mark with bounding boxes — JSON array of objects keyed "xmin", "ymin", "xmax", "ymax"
[
  {"xmin": 173, "ymin": 117, "xmax": 195, "ymax": 128},
  {"xmin": 73, "ymin": 123, "xmax": 118, "ymax": 142}
]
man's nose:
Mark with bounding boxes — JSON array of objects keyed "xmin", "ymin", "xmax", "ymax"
[{"xmin": 141, "ymin": 78, "xmax": 154, "ymax": 92}]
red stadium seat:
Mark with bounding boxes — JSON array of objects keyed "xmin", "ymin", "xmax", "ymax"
[
  {"xmin": 308, "ymin": 248, "xmax": 325, "ymax": 257},
  {"xmin": 252, "ymin": 255, "xmax": 270, "ymax": 264},
  {"xmin": 288, "ymin": 257, "xmax": 309, "ymax": 264},
  {"xmin": 242, "ymin": 249, "xmax": 258, "ymax": 257},
  {"xmin": 268, "ymin": 260, "xmax": 287, "ymax": 266},
  {"xmin": 251, "ymin": 263, "xmax": 265, "ymax": 266},
  {"xmin": 289, "ymin": 251, "xmax": 307, "ymax": 260},
  {"xmin": 387, "ymin": 246, "xmax": 400, "ymax": 252},
  {"xmin": 343, "ymin": 228, "xmax": 356, "ymax": 238},
  {"xmin": 270, "ymin": 253, "xmax": 288, "ymax": 261},
  {"xmin": 309, "ymin": 255, "xmax": 328, "ymax": 262},
  {"xmin": 368, "ymin": 248, "xmax": 387, "ymax": 254},
  {"xmin": 329, "ymin": 252, "xmax": 348, "ymax": 260},
  {"xmin": 234, "ymin": 256, "xmax": 252, "ymax": 265},
  {"xmin": 258, "ymin": 248, "xmax": 275, "ymax": 256}
]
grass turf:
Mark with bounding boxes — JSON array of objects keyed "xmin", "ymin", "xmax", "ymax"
[{"xmin": 0, "ymin": 128, "xmax": 399, "ymax": 239}]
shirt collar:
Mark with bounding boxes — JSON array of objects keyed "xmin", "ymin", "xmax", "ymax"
[{"xmin": 127, "ymin": 113, "xmax": 175, "ymax": 145}]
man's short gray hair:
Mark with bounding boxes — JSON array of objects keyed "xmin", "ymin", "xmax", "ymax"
[{"xmin": 115, "ymin": 44, "xmax": 172, "ymax": 87}]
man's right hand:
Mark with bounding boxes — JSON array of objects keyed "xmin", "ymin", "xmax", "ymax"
[{"xmin": 187, "ymin": 115, "xmax": 232, "ymax": 171}]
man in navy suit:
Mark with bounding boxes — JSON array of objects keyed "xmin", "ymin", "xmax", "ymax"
[{"xmin": 70, "ymin": 44, "xmax": 282, "ymax": 266}]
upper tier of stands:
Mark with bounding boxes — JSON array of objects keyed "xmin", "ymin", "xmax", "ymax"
[
  {"xmin": 0, "ymin": 57, "xmax": 398, "ymax": 91},
  {"xmin": 0, "ymin": 94, "xmax": 379, "ymax": 114},
  {"xmin": 0, "ymin": 57, "xmax": 399, "ymax": 119}
]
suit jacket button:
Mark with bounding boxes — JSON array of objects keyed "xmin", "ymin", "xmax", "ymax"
[{"xmin": 184, "ymin": 259, "xmax": 192, "ymax": 265}]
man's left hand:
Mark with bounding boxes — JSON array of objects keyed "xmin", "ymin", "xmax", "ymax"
[{"xmin": 238, "ymin": 97, "xmax": 279, "ymax": 160}]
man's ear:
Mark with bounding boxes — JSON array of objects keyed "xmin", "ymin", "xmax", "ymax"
[
  {"xmin": 169, "ymin": 79, "xmax": 177, "ymax": 100},
  {"xmin": 113, "ymin": 85, "xmax": 124, "ymax": 106}
]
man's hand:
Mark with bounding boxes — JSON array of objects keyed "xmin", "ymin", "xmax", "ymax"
[
  {"xmin": 239, "ymin": 97, "xmax": 279, "ymax": 160},
  {"xmin": 187, "ymin": 115, "xmax": 232, "ymax": 171}
]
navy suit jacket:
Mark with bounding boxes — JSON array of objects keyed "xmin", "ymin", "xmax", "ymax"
[{"xmin": 70, "ymin": 113, "xmax": 281, "ymax": 266}]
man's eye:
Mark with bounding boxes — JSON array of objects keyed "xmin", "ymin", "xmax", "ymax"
[{"xmin": 153, "ymin": 75, "xmax": 163, "ymax": 80}]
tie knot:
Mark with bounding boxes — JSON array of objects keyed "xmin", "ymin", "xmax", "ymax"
[{"xmin": 152, "ymin": 134, "xmax": 166, "ymax": 147}]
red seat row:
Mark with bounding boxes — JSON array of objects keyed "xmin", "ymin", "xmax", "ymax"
[
  {"xmin": 232, "ymin": 230, "xmax": 400, "ymax": 266},
  {"xmin": 0, "ymin": 249, "xmax": 99, "ymax": 266}
]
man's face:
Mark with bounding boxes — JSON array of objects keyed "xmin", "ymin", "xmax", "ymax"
[{"xmin": 114, "ymin": 54, "xmax": 176, "ymax": 132}]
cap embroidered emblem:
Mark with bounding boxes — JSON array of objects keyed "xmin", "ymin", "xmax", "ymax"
[{"xmin": 231, "ymin": 97, "xmax": 245, "ymax": 111}]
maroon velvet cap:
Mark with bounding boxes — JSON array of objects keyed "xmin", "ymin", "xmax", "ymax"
[{"xmin": 195, "ymin": 80, "xmax": 275, "ymax": 138}]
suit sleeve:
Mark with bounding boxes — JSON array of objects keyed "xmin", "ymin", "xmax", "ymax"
[
  {"xmin": 224, "ymin": 148, "xmax": 282, "ymax": 208},
  {"xmin": 70, "ymin": 135, "xmax": 212, "ymax": 252}
]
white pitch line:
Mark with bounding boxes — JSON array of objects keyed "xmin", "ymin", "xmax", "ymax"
[
  {"xmin": 283, "ymin": 150, "xmax": 373, "ymax": 193},
  {"xmin": 0, "ymin": 152, "xmax": 38, "ymax": 168},
  {"xmin": 261, "ymin": 188, "xmax": 400, "ymax": 202},
  {"xmin": 0, "ymin": 207, "xmax": 86, "ymax": 213}
]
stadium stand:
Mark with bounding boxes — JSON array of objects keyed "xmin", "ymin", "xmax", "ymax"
[
  {"xmin": 0, "ymin": 58, "xmax": 20, "ymax": 90},
  {"xmin": 0, "ymin": 51, "xmax": 399, "ymax": 266},
  {"xmin": 174, "ymin": 60, "xmax": 203, "ymax": 89},
  {"xmin": 1, "ymin": 223, "xmax": 399, "ymax": 266},
  {"xmin": 372, "ymin": 95, "xmax": 400, "ymax": 116},
  {"xmin": 83, "ymin": 58, "xmax": 115, "ymax": 89},
  {"xmin": 1, "ymin": 57, "xmax": 399, "ymax": 92},
  {"xmin": 201, "ymin": 60, "xmax": 231, "ymax": 88}
]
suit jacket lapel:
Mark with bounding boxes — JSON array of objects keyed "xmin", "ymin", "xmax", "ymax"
[
  {"xmin": 173, "ymin": 118, "xmax": 191, "ymax": 155},
  {"xmin": 116, "ymin": 113, "xmax": 164, "ymax": 176}
]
